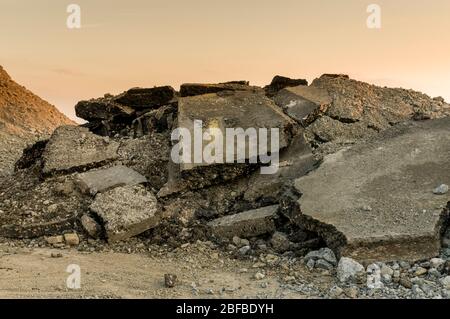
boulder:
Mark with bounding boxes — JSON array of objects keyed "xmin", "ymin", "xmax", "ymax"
[
  {"xmin": 75, "ymin": 165, "xmax": 147, "ymax": 195},
  {"xmin": 207, "ymin": 205, "xmax": 279, "ymax": 239},
  {"xmin": 42, "ymin": 126, "xmax": 119, "ymax": 175},
  {"xmin": 90, "ymin": 185, "xmax": 160, "ymax": 242}
]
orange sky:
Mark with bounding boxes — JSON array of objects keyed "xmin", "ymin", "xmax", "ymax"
[{"xmin": 1, "ymin": 0, "xmax": 450, "ymax": 122}]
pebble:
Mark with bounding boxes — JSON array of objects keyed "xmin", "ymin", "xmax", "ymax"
[
  {"xmin": 329, "ymin": 286, "xmax": 344, "ymax": 297},
  {"xmin": 430, "ymin": 258, "xmax": 445, "ymax": 270},
  {"xmin": 210, "ymin": 252, "xmax": 219, "ymax": 259},
  {"xmin": 238, "ymin": 246, "xmax": 251, "ymax": 255},
  {"xmin": 399, "ymin": 277, "xmax": 413, "ymax": 289},
  {"xmin": 45, "ymin": 235, "xmax": 64, "ymax": 245},
  {"xmin": 284, "ymin": 276, "xmax": 296, "ymax": 283},
  {"xmin": 440, "ymin": 276, "xmax": 450, "ymax": 290},
  {"xmin": 344, "ymin": 287, "xmax": 359, "ymax": 299},
  {"xmin": 315, "ymin": 259, "xmax": 334, "ymax": 271},
  {"xmin": 414, "ymin": 267, "xmax": 428, "ymax": 276},
  {"xmin": 254, "ymin": 272, "xmax": 265, "ymax": 280},
  {"xmin": 64, "ymin": 233, "xmax": 80, "ymax": 246},
  {"xmin": 306, "ymin": 259, "xmax": 315, "ymax": 271},
  {"xmin": 337, "ymin": 257, "xmax": 366, "ymax": 284},
  {"xmin": 433, "ymin": 184, "xmax": 449, "ymax": 195},
  {"xmin": 164, "ymin": 274, "xmax": 177, "ymax": 288}
]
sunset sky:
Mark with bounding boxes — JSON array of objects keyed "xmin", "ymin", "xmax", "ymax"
[{"xmin": 1, "ymin": 0, "xmax": 450, "ymax": 121}]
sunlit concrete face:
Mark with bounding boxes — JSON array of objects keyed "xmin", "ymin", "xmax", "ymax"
[{"xmin": 1, "ymin": 0, "xmax": 449, "ymax": 122}]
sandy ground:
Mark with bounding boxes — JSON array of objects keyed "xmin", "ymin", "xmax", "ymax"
[{"xmin": 0, "ymin": 243, "xmax": 332, "ymax": 299}]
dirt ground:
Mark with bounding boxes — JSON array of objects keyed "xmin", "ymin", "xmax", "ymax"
[{"xmin": 0, "ymin": 243, "xmax": 332, "ymax": 299}]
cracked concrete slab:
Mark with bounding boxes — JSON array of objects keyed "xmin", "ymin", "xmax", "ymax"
[
  {"xmin": 274, "ymin": 85, "xmax": 331, "ymax": 125},
  {"xmin": 208, "ymin": 205, "xmax": 279, "ymax": 239},
  {"xmin": 75, "ymin": 165, "xmax": 147, "ymax": 195},
  {"xmin": 176, "ymin": 90, "xmax": 297, "ymax": 188},
  {"xmin": 90, "ymin": 185, "xmax": 160, "ymax": 243},
  {"xmin": 294, "ymin": 118, "xmax": 450, "ymax": 263},
  {"xmin": 42, "ymin": 126, "xmax": 119, "ymax": 175}
]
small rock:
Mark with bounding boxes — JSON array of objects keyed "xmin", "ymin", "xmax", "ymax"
[
  {"xmin": 284, "ymin": 276, "xmax": 296, "ymax": 283},
  {"xmin": 433, "ymin": 184, "xmax": 449, "ymax": 195},
  {"xmin": 47, "ymin": 204, "xmax": 59, "ymax": 214},
  {"xmin": 366, "ymin": 263, "xmax": 383, "ymax": 289},
  {"xmin": 381, "ymin": 274, "xmax": 392, "ymax": 284},
  {"xmin": 80, "ymin": 214, "xmax": 100, "ymax": 238},
  {"xmin": 414, "ymin": 267, "xmax": 428, "ymax": 276},
  {"xmin": 306, "ymin": 259, "xmax": 315, "ymax": 271},
  {"xmin": 238, "ymin": 246, "xmax": 251, "ymax": 255},
  {"xmin": 399, "ymin": 277, "xmax": 413, "ymax": 289},
  {"xmin": 51, "ymin": 252, "xmax": 63, "ymax": 258},
  {"xmin": 210, "ymin": 252, "xmax": 219, "ymax": 259},
  {"xmin": 344, "ymin": 287, "xmax": 359, "ymax": 299},
  {"xmin": 252, "ymin": 262, "xmax": 266, "ymax": 268},
  {"xmin": 329, "ymin": 286, "xmax": 344, "ymax": 297},
  {"xmin": 440, "ymin": 276, "xmax": 450, "ymax": 290},
  {"xmin": 304, "ymin": 247, "xmax": 337, "ymax": 266},
  {"xmin": 428, "ymin": 268, "xmax": 440, "ymax": 278},
  {"xmin": 430, "ymin": 258, "xmax": 445, "ymax": 270},
  {"xmin": 262, "ymin": 254, "xmax": 280, "ymax": 265},
  {"xmin": 45, "ymin": 235, "xmax": 64, "ymax": 245},
  {"xmin": 254, "ymin": 272, "xmax": 265, "ymax": 280},
  {"xmin": 164, "ymin": 274, "xmax": 177, "ymax": 288},
  {"xmin": 270, "ymin": 232, "xmax": 291, "ymax": 253},
  {"xmin": 399, "ymin": 261, "xmax": 411, "ymax": 269},
  {"xmin": 64, "ymin": 233, "xmax": 80, "ymax": 246},
  {"xmin": 315, "ymin": 259, "xmax": 334, "ymax": 271},
  {"xmin": 337, "ymin": 257, "xmax": 366, "ymax": 284},
  {"xmin": 380, "ymin": 264, "xmax": 394, "ymax": 276},
  {"xmin": 232, "ymin": 236, "xmax": 249, "ymax": 248}
]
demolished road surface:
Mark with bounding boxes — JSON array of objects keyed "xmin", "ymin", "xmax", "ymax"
[
  {"xmin": 90, "ymin": 185, "xmax": 160, "ymax": 243},
  {"xmin": 294, "ymin": 117, "xmax": 450, "ymax": 263}
]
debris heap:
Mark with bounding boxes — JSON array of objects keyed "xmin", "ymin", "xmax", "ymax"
[{"xmin": 1, "ymin": 74, "xmax": 449, "ymax": 264}]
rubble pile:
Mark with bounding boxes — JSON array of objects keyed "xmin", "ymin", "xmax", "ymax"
[{"xmin": 1, "ymin": 74, "xmax": 449, "ymax": 276}]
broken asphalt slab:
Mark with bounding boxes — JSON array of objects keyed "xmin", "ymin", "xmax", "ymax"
[
  {"xmin": 208, "ymin": 205, "xmax": 279, "ymax": 239},
  {"xmin": 90, "ymin": 185, "xmax": 160, "ymax": 243},
  {"xmin": 176, "ymin": 90, "xmax": 297, "ymax": 188},
  {"xmin": 75, "ymin": 165, "xmax": 147, "ymax": 195},
  {"xmin": 42, "ymin": 126, "xmax": 119, "ymax": 176},
  {"xmin": 274, "ymin": 85, "xmax": 332, "ymax": 126},
  {"xmin": 294, "ymin": 117, "xmax": 450, "ymax": 263}
]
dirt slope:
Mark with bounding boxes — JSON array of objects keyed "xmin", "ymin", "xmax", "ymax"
[
  {"xmin": 0, "ymin": 66, "xmax": 74, "ymax": 136},
  {"xmin": 0, "ymin": 66, "xmax": 75, "ymax": 177}
]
